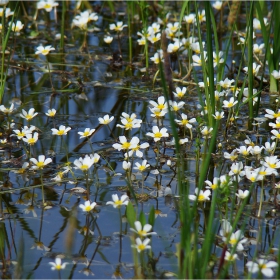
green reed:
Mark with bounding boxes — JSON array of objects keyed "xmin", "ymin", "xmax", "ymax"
[{"xmin": 0, "ymin": 3, "xmax": 18, "ymax": 103}]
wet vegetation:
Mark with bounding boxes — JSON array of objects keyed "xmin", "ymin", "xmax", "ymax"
[{"xmin": 0, "ymin": 0, "xmax": 280, "ymax": 279}]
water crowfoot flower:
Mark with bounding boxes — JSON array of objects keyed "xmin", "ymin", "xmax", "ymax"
[
  {"xmin": 74, "ymin": 155, "xmax": 95, "ymax": 171},
  {"xmin": 19, "ymin": 108, "xmax": 38, "ymax": 121},
  {"xmin": 49, "ymin": 257, "xmax": 68, "ymax": 270},
  {"xmin": 134, "ymin": 160, "xmax": 150, "ymax": 172},
  {"xmin": 78, "ymin": 128, "xmax": 95, "ymax": 138},
  {"xmin": 131, "ymin": 237, "xmax": 151, "ymax": 253},
  {"xmin": 146, "ymin": 126, "xmax": 169, "ymax": 142},
  {"xmin": 30, "ymin": 155, "xmax": 52, "ymax": 170},
  {"xmin": 130, "ymin": 221, "xmax": 156, "ymax": 237},
  {"xmin": 246, "ymin": 258, "xmax": 278, "ymax": 277},
  {"xmin": 109, "ymin": 21, "xmax": 127, "ymax": 32},
  {"xmin": 98, "ymin": 114, "xmax": 114, "ymax": 124},
  {"xmin": 104, "ymin": 36, "xmax": 113, "ymax": 44},
  {"xmin": 0, "ymin": 103, "xmax": 14, "ymax": 114},
  {"xmin": 37, "ymin": 0, "xmax": 59, "ymax": 12},
  {"xmin": 45, "ymin": 108, "xmax": 56, "ymax": 117},
  {"xmin": 22, "ymin": 132, "xmax": 39, "ymax": 145},
  {"xmin": 35, "ymin": 45, "xmax": 55, "ymax": 55},
  {"xmin": 189, "ymin": 188, "xmax": 211, "ymax": 202},
  {"xmin": 79, "ymin": 200, "xmax": 96, "ymax": 212},
  {"xmin": 51, "ymin": 125, "xmax": 71, "ymax": 136},
  {"xmin": 106, "ymin": 194, "xmax": 129, "ymax": 208},
  {"xmin": 113, "ymin": 136, "xmax": 139, "ymax": 151}
]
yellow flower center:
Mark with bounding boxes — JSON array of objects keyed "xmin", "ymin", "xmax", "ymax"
[
  {"xmin": 227, "ymin": 102, "xmax": 233, "ymax": 107},
  {"xmin": 18, "ymin": 132, "xmax": 25, "ymax": 137},
  {"xmin": 57, "ymin": 130, "xmax": 65, "ymax": 135},
  {"xmin": 25, "ymin": 114, "xmax": 33, "ymax": 120},
  {"xmin": 274, "ymin": 112, "xmax": 280, "ymax": 118},
  {"xmin": 44, "ymin": 3, "xmax": 52, "ymax": 9},
  {"xmin": 80, "ymin": 164, "xmax": 89, "ymax": 170},
  {"xmin": 84, "ymin": 205, "xmax": 92, "ymax": 212},
  {"xmin": 115, "ymin": 200, "xmax": 122, "ymax": 206},
  {"xmin": 211, "ymin": 184, "xmax": 217, "ymax": 190},
  {"xmin": 55, "ymin": 264, "xmax": 62, "ymax": 270},
  {"xmin": 198, "ymin": 194, "xmax": 205, "ymax": 201},
  {"xmin": 138, "ymin": 244, "xmax": 146, "ymax": 251},
  {"xmin": 83, "ymin": 131, "xmax": 90, "ymax": 136},
  {"xmin": 229, "ymin": 238, "xmax": 237, "ymax": 245},
  {"xmin": 28, "ymin": 138, "xmax": 36, "ymax": 145},
  {"xmin": 181, "ymin": 119, "xmax": 189, "ymax": 125},
  {"xmin": 268, "ymin": 163, "xmax": 276, "ymax": 168},
  {"xmin": 259, "ymin": 171, "xmax": 266, "ymax": 176},
  {"xmin": 122, "ymin": 142, "xmax": 131, "ymax": 149},
  {"xmin": 138, "ymin": 230, "xmax": 147, "ymax": 236},
  {"xmin": 157, "ymin": 104, "xmax": 165, "ymax": 110},
  {"xmin": 125, "ymin": 123, "xmax": 133, "ymax": 129},
  {"xmin": 37, "ymin": 162, "xmax": 45, "ymax": 168},
  {"xmin": 138, "ymin": 166, "xmax": 145, "ymax": 171},
  {"xmin": 41, "ymin": 49, "xmax": 49, "ymax": 55},
  {"xmin": 154, "ymin": 132, "xmax": 162, "ymax": 138}
]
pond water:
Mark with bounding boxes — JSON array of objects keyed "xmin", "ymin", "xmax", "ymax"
[{"xmin": 0, "ymin": 1, "xmax": 280, "ymax": 279}]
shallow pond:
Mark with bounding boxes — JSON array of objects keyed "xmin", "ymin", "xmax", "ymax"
[{"xmin": 0, "ymin": 1, "xmax": 280, "ymax": 279}]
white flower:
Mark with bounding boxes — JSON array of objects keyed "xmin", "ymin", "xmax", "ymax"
[
  {"xmin": 189, "ymin": 188, "xmax": 211, "ymax": 202},
  {"xmin": 253, "ymin": 43, "xmax": 265, "ymax": 55},
  {"xmin": 51, "ymin": 125, "xmax": 71, "ymax": 136},
  {"xmin": 35, "ymin": 45, "xmax": 55, "ymax": 55},
  {"xmin": 45, "ymin": 108, "xmax": 56, "ymax": 117},
  {"xmin": 253, "ymin": 18, "xmax": 268, "ymax": 30},
  {"xmin": 184, "ymin": 13, "xmax": 196, "ymax": 24},
  {"xmin": 173, "ymin": 87, "xmax": 187, "ymax": 99},
  {"xmin": 219, "ymin": 220, "xmax": 232, "ymax": 237},
  {"xmin": 236, "ymin": 189, "xmax": 249, "ymax": 200},
  {"xmin": 12, "ymin": 126, "xmax": 36, "ymax": 140},
  {"xmin": 224, "ymin": 251, "xmax": 238, "ymax": 261},
  {"xmin": 271, "ymin": 70, "xmax": 280, "ymax": 80},
  {"xmin": 19, "ymin": 108, "xmax": 38, "ymax": 121},
  {"xmin": 175, "ymin": 113, "xmax": 196, "ymax": 129},
  {"xmin": 264, "ymin": 142, "xmax": 276, "ymax": 153},
  {"xmin": 49, "ymin": 258, "xmax": 68, "ymax": 270},
  {"xmin": 150, "ymin": 50, "xmax": 164, "ymax": 64},
  {"xmin": 30, "ymin": 155, "xmax": 52, "ymax": 170},
  {"xmin": 9, "ymin": 20, "xmax": 24, "ymax": 33},
  {"xmin": 134, "ymin": 160, "xmax": 150, "ymax": 172},
  {"xmin": 78, "ymin": 128, "xmax": 95, "ymax": 138},
  {"xmin": 201, "ymin": 126, "xmax": 213, "ymax": 138},
  {"xmin": 223, "ymin": 230, "xmax": 247, "ymax": 251},
  {"xmin": 236, "ymin": 145, "xmax": 252, "ymax": 156},
  {"xmin": 218, "ymin": 78, "xmax": 235, "ymax": 89},
  {"xmin": 98, "ymin": 114, "xmax": 114, "ymax": 124},
  {"xmin": 146, "ymin": 126, "xmax": 169, "ymax": 142},
  {"xmin": 243, "ymin": 63, "xmax": 261, "ymax": 76},
  {"xmin": 22, "ymin": 132, "xmax": 39, "ymax": 145},
  {"xmin": 112, "ymin": 136, "xmax": 139, "ymax": 151},
  {"xmin": 106, "ymin": 194, "xmax": 129, "ymax": 208},
  {"xmin": 224, "ymin": 150, "xmax": 238, "ymax": 161},
  {"xmin": 168, "ymin": 100, "xmax": 185, "ymax": 111},
  {"xmin": 74, "ymin": 155, "xmax": 95, "ymax": 171},
  {"xmin": 79, "ymin": 200, "xmax": 96, "ymax": 212},
  {"xmin": 109, "ymin": 21, "xmax": 127, "ymax": 32},
  {"xmin": 261, "ymin": 156, "xmax": 280, "ymax": 169},
  {"xmin": 131, "ymin": 237, "xmax": 151, "ymax": 253},
  {"xmin": 246, "ymin": 258, "xmax": 278, "ymax": 277},
  {"xmin": 213, "ymin": 111, "xmax": 224, "ymax": 120},
  {"xmin": 0, "ymin": 7, "xmax": 14, "ymax": 18},
  {"xmin": 130, "ymin": 221, "xmax": 157, "ymax": 237},
  {"xmin": 104, "ymin": 36, "xmax": 113, "ymax": 44},
  {"xmin": 223, "ymin": 97, "xmax": 238, "ymax": 109},
  {"xmin": 122, "ymin": 161, "xmax": 131, "ymax": 171},
  {"xmin": 205, "ymin": 177, "xmax": 219, "ymax": 190},
  {"xmin": 37, "ymin": 0, "xmax": 59, "ymax": 12},
  {"xmin": 212, "ymin": 1, "xmax": 223, "ymax": 10},
  {"xmin": 213, "ymin": 51, "xmax": 224, "ymax": 67},
  {"xmin": 198, "ymin": 10, "xmax": 206, "ymax": 23},
  {"xmin": 265, "ymin": 109, "xmax": 280, "ymax": 119},
  {"xmin": 148, "ymin": 32, "xmax": 161, "ymax": 44},
  {"xmin": 0, "ymin": 103, "xmax": 14, "ymax": 114},
  {"xmin": 192, "ymin": 52, "xmax": 207, "ymax": 67},
  {"xmin": 149, "ymin": 96, "xmax": 167, "ymax": 110}
]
